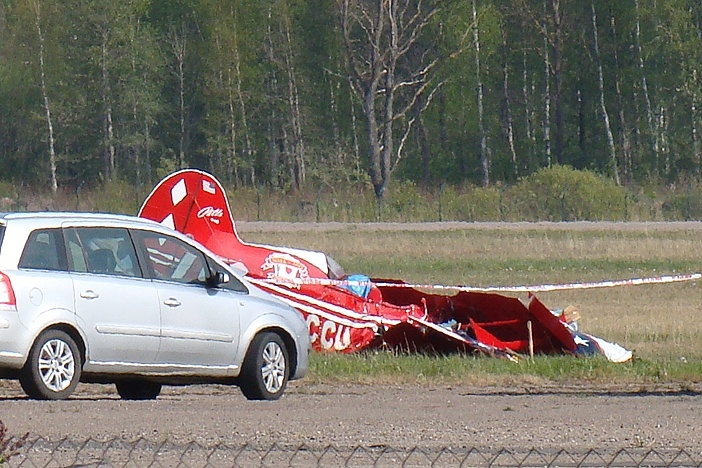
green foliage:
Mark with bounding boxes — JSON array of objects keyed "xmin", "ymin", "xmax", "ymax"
[
  {"xmin": 77, "ymin": 179, "xmax": 144, "ymax": 215},
  {"xmin": 440, "ymin": 185, "xmax": 504, "ymax": 221},
  {"xmin": 385, "ymin": 181, "xmax": 431, "ymax": 222},
  {"xmin": 506, "ymin": 165, "xmax": 628, "ymax": 221},
  {"xmin": 661, "ymin": 186, "xmax": 702, "ymax": 220},
  {"xmin": 2, "ymin": 0, "xmax": 702, "ymax": 194},
  {"xmin": 0, "ymin": 182, "xmax": 17, "ymax": 199}
]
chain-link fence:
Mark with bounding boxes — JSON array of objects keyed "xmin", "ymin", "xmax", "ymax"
[{"xmin": 3, "ymin": 436, "xmax": 701, "ymax": 467}]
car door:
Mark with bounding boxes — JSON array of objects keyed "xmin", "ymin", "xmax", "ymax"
[
  {"xmin": 64, "ymin": 226, "xmax": 161, "ymax": 366},
  {"xmin": 131, "ymin": 230, "xmax": 242, "ymax": 368}
]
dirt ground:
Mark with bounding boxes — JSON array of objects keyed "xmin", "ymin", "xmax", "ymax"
[{"xmin": 1, "ymin": 380, "xmax": 701, "ymax": 452}]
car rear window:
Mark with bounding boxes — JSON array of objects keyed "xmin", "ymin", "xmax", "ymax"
[
  {"xmin": 19, "ymin": 229, "xmax": 66, "ymax": 271},
  {"xmin": 0, "ymin": 225, "xmax": 5, "ymax": 251}
]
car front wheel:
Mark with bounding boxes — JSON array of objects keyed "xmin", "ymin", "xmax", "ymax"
[
  {"xmin": 240, "ymin": 332, "xmax": 289, "ymax": 400},
  {"xmin": 19, "ymin": 329, "xmax": 82, "ymax": 400}
]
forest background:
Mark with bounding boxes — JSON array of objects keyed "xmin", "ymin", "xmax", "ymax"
[{"xmin": 2, "ymin": 0, "xmax": 702, "ymax": 222}]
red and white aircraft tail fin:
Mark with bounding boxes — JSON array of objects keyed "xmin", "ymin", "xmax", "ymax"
[{"xmin": 139, "ymin": 169, "xmax": 330, "ymax": 278}]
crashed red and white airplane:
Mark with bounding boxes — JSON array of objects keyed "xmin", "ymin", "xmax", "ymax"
[{"xmin": 138, "ymin": 169, "xmax": 632, "ymax": 363}]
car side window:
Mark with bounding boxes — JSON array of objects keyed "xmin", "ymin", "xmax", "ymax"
[
  {"xmin": 64, "ymin": 228, "xmax": 88, "ymax": 273},
  {"xmin": 67, "ymin": 227, "xmax": 141, "ymax": 278},
  {"xmin": 19, "ymin": 229, "xmax": 65, "ymax": 271},
  {"xmin": 133, "ymin": 231, "xmax": 209, "ymax": 285}
]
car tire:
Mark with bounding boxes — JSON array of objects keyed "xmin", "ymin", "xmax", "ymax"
[
  {"xmin": 240, "ymin": 332, "xmax": 289, "ymax": 400},
  {"xmin": 115, "ymin": 379, "xmax": 162, "ymax": 400},
  {"xmin": 19, "ymin": 329, "xmax": 82, "ymax": 400}
]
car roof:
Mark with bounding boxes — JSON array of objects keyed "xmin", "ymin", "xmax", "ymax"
[
  {"xmin": 0, "ymin": 211, "xmax": 145, "ymax": 221},
  {"xmin": 0, "ymin": 211, "xmax": 181, "ymax": 240},
  {"xmin": 0, "ymin": 211, "xmax": 160, "ymax": 227}
]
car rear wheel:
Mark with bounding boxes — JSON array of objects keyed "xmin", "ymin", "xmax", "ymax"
[
  {"xmin": 115, "ymin": 379, "xmax": 162, "ymax": 400},
  {"xmin": 240, "ymin": 332, "xmax": 289, "ymax": 400},
  {"xmin": 19, "ymin": 329, "xmax": 82, "ymax": 400}
]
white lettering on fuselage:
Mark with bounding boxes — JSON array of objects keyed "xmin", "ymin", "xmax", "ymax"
[{"xmin": 306, "ymin": 314, "xmax": 352, "ymax": 351}]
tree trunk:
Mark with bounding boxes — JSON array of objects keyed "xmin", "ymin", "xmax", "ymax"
[
  {"xmin": 417, "ymin": 116, "xmax": 432, "ymax": 185},
  {"xmin": 543, "ymin": 31, "xmax": 551, "ymax": 167},
  {"xmin": 33, "ymin": 0, "xmax": 58, "ymax": 193},
  {"xmin": 327, "ymin": 68, "xmax": 343, "ymax": 176},
  {"xmin": 660, "ymin": 106, "xmax": 670, "ymax": 177},
  {"xmin": 169, "ymin": 23, "xmax": 187, "ymax": 170},
  {"xmin": 266, "ymin": 8, "xmax": 280, "ymax": 188},
  {"xmin": 226, "ymin": 66, "xmax": 238, "ymax": 185},
  {"xmin": 634, "ymin": 0, "xmax": 659, "ymax": 174},
  {"xmin": 101, "ymin": 34, "xmax": 116, "ymax": 181},
  {"xmin": 693, "ymin": 88, "xmax": 701, "ymax": 179},
  {"xmin": 577, "ymin": 87, "xmax": 585, "ymax": 158},
  {"xmin": 502, "ymin": 34, "xmax": 518, "ymax": 179},
  {"xmin": 591, "ymin": 2, "xmax": 619, "ymax": 185},
  {"xmin": 282, "ymin": 13, "xmax": 305, "ymax": 190},
  {"xmin": 349, "ymin": 76, "xmax": 361, "ymax": 177},
  {"xmin": 474, "ymin": 0, "xmax": 489, "ymax": 187},
  {"xmin": 551, "ymin": 0, "xmax": 565, "ymax": 165},
  {"xmin": 232, "ymin": 10, "xmax": 253, "ymax": 186},
  {"xmin": 523, "ymin": 49, "xmax": 536, "ymax": 172},
  {"xmin": 364, "ymin": 79, "xmax": 384, "ymax": 198},
  {"xmin": 610, "ymin": 11, "xmax": 632, "ymax": 184}
]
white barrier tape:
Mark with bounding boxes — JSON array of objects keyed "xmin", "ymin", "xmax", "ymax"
[{"xmin": 256, "ymin": 273, "xmax": 702, "ymax": 293}]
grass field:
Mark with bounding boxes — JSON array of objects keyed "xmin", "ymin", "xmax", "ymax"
[{"xmin": 240, "ymin": 222, "xmax": 702, "ymax": 386}]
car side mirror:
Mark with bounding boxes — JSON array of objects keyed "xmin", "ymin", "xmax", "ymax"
[{"xmin": 209, "ymin": 271, "xmax": 230, "ymax": 287}]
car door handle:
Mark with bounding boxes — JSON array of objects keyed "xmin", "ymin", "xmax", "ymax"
[
  {"xmin": 80, "ymin": 290, "xmax": 99, "ymax": 299},
  {"xmin": 163, "ymin": 298, "xmax": 181, "ymax": 307}
]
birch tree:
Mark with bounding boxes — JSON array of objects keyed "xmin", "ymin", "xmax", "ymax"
[
  {"xmin": 608, "ymin": 8, "xmax": 633, "ymax": 183},
  {"xmin": 473, "ymin": 0, "xmax": 490, "ymax": 187},
  {"xmin": 634, "ymin": 0, "xmax": 659, "ymax": 175},
  {"xmin": 516, "ymin": 0, "xmax": 570, "ymax": 166},
  {"xmin": 590, "ymin": 1, "xmax": 619, "ymax": 185},
  {"xmin": 337, "ymin": 0, "xmax": 441, "ymax": 199},
  {"xmin": 32, "ymin": 0, "xmax": 58, "ymax": 192},
  {"xmin": 501, "ymin": 31, "xmax": 518, "ymax": 180}
]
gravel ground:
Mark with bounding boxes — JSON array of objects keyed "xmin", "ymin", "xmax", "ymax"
[{"xmin": 1, "ymin": 380, "xmax": 701, "ymax": 452}]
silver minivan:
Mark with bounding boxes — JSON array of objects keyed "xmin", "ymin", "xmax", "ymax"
[{"xmin": 0, "ymin": 212, "xmax": 309, "ymax": 400}]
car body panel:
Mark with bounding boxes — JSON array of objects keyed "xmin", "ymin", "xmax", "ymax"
[
  {"xmin": 0, "ymin": 268, "xmax": 75, "ymax": 365},
  {"xmin": 71, "ymin": 272, "xmax": 161, "ymax": 365},
  {"xmin": 154, "ymin": 279, "xmax": 241, "ymax": 367}
]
